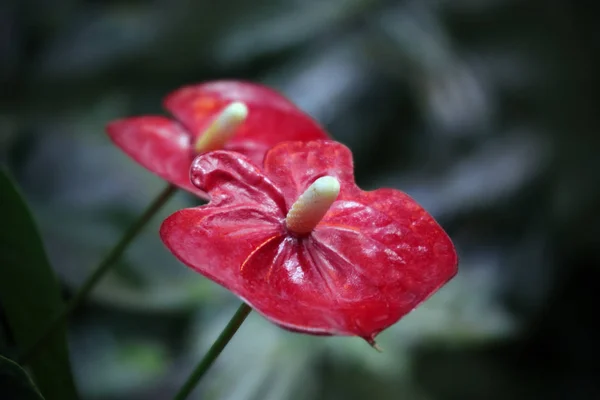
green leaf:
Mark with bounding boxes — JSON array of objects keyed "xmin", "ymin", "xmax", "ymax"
[
  {"xmin": 0, "ymin": 169, "xmax": 78, "ymax": 400},
  {"xmin": 0, "ymin": 355, "xmax": 45, "ymax": 400}
]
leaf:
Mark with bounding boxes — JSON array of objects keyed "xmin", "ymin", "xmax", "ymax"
[
  {"xmin": 0, "ymin": 355, "xmax": 45, "ymax": 400},
  {"xmin": 0, "ymin": 169, "xmax": 78, "ymax": 400}
]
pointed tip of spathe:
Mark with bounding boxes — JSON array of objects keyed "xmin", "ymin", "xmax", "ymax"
[{"xmin": 364, "ymin": 336, "xmax": 383, "ymax": 352}]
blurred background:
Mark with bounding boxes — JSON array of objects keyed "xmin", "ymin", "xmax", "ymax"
[{"xmin": 1, "ymin": 0, "xmax": 599, "ymax": 399}]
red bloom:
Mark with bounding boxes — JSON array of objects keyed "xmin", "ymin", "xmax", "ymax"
[
  {"xmin": 160, "ymin": 140, "xmax": 458, "ymax": 343},
  {"xmin": 106, "ymin": 81, "xmax": 328, "ymax": 199}
]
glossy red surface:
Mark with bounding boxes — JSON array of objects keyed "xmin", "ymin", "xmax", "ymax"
[
  {"xmin": 106, "ymin": 81, "xmax": 328, "ymax": 198},
  {"xmin": 160, "ymin": 140, "xmax": 458, "ymax": 341}
]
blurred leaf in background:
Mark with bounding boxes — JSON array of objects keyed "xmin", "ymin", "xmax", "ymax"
[
  {"xmin": 0, "ymin": 170, "xmax": 77, "ymax": 400},
  {"xmin": 0, "ymin": 355, "xmax": 45, "ymax": 400},
  {"xmin": 2, "ymin": 0, "xmax": 599, "ymax": 399}
]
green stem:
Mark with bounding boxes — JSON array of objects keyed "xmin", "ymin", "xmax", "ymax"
[
  {"xmin": 173, "ymin": 303, "xmax": 252, "ymax": 400},
  {"xmin": 19, "ymin": 183, "xmax": 178, "ymax": 364}
]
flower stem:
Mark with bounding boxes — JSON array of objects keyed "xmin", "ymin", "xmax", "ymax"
[
  {"xmin": 173, "ymin": 303, "xmax": 252, "ymax": 400},
  {"xmin": 19, "ymin": 183, "xmax": 178, "ymax": 364}
]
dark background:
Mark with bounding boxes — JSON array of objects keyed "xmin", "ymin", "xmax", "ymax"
[{"xmin": 1, "ymin": 0, "xmax": 599, "ymax": 399}]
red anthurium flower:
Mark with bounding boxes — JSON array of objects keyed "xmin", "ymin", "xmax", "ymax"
[
  {"xmin": 106, "ymin": 81, "xmax": 329, "ymax": 199},
  {"xmin": 160, "ymin": 140, "xmax": 458, "ymax": 344}
]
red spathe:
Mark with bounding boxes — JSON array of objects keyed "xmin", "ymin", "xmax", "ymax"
[
  {"xmin": 160, "ymin": 140, "xmax": 458, "ymax": 342},
  {"xmin": 106, "ymin": 81, "xmax": 329, "ymax": 199}
]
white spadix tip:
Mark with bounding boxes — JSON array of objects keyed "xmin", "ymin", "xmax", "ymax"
[
  {"xmin": 285, "ymin": 176, "xmax": 340, "ymax": 235},
  {"xmin": 222, "ymin": 102, "xmax": 249, "ymax": 121},
  {"xmin": 194, "ymin": 101, "xmax": 249, "ymax": 153}
]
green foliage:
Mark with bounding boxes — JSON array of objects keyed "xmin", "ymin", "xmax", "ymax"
[
  {"xmin": 0, "ymin": 170, "xmax": 78, "ymax": 400},
  {"xmin": 0, "ymin": 355, "xmax": 45, "ymax": 400}
]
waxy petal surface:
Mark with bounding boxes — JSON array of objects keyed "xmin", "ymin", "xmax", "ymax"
[
  {"xmin": 263, "ymin": 140, "xmax": 357, "ymax": 207},
  {"xmin": 107, "ymin": 81, "xmax": 329, "ymax": 197},
  {"xmin": 190, "ymin": 150, "xmax": 287, "ymax": 213},
  {"xmin": 106, "ymin": 116, "xmax": 207, "ymax": 197},
  {"xmin": 161, "ymin": 141, "xmax": 458, "ymax": 340},
  {"xmin": 161, "ymin": 205, "xmax": 284, "ymax": 292}
]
